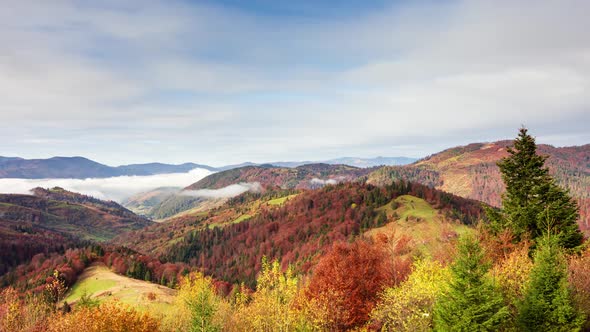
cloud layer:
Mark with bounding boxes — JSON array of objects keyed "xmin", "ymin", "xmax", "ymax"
[
  {"xmin": 182, "ymin": 182, "xmax": 262, "ymax": 199},
  {"xmin": 0, "ymin": 168, "xmax": 212, "ymax": 202},
  {"xmin": 1, "ymin": 1, "xmax": 589, "ymax": 165}
]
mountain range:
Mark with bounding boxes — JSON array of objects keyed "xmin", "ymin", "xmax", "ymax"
[
  {"xmin": 0, "ymin": 156, "xmax": 417, "ymax": 179},
  {"xmin": 0, "ymin": 156, "xmax": 216, "ymax": 178}
]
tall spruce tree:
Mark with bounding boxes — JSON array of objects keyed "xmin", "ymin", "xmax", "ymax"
[
  {"xmin": 491, "ymin": 127, "xmax": 582, "ymax": 248},
  {"xmin": 434, "ymin": 236, "xmax": 509, "ymax": 331},
  {"xmin": 517, "ymin": 238, "xmax": 584, "ymax": 331}
]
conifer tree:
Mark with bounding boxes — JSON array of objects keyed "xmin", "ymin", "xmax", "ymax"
[
  {"xmin": 517, "ymin": 238, "xmax": 584, "ymax": 331},
  {"xmin": 490, "ymin": 127, "xmax": 582, "ymax": 248},
  {"xmin": 433, "ymin": 236, "xmax": 509, "ymax": 331}
]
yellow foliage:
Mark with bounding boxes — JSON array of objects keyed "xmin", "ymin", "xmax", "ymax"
[
  {"xmin": 230, "ymin": 259, "xmax": 309, "ymax": 332},
  {"xmin": 370, "ymin": 259, "xmax": 450, "ymax": 331},
  {"xmin": 491, "ymin": 244, "xmax": 533, "ymax": 304},
  {"xmin": 162, "ymin": 272, "xmax": 224, "ymax": 332},
  {"xmin": 47, "ymin": 301, "xmax": 160, "ymax": 332},
  {"xmin": 296, "ymin": 287, "xmax": 342, "ymax": 331},
  {"xmin": 0, "ymin": 287, "xmax": 52, "ymax": 332}
]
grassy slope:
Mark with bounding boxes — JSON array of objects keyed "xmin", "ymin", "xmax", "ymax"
[
  {"xmin": 267, "ymin": 194, "xmax": 299, "ymax": 206},
  {"xmin": 366, "ymin": 195, "xmax": 472, "ymax": 259},
  {"xmin": 64, "ymin": 264, "xmax": 177, "ymax": 315}
]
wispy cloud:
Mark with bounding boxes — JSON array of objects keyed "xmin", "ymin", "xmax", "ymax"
[
  {"xmin": 310, "ymin": 178, "xmax": 342, "ymax": 186},
  {"xmin": 182, "ymin": 182, "xmax": 262, "ymax": 199}
]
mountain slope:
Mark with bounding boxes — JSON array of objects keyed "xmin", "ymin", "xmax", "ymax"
[
  {"xmin": 367, "ymin": 141, "xmax": 590, "ymax": 230},
  {"xmin": 0, "ymin": 187, "xmax": 151, "ymax": 241},
  {"xmin": 0, "ymin": 187, "xmax": 151, "ymax": 276},
  {"xmin": 185, "ymin": 163, "xmax": 372, "ymax": 191}
]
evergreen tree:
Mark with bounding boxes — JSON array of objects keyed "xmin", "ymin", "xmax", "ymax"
[
  {"xmin": 517, "ymin": 238, "xmax": 584, "ymax": 331},
  {"xmin": 433, "ymin": 236, "xmax": 509, "ymax": 331},
  {"xmin": 490, "ymin": 127, "xmax": 582, "ymax": 248}
]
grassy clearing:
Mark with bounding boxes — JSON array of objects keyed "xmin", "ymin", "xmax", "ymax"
[
  {"xmin": 66, "ymin": 278, "xmax": 117, "ymax": 301},
  {"xmin": 64, "ymin": 264, "xmax": 177, "ymax": 315},
  {"xmin": 231, "ymin": 214, "xmax": 252, "ymax": 224},
  {"xmin": 267, "ymin": 194, "xmax": 299, "ymax": 206},
  {"xmin": 394, "ymin": 195, "xmax": 437, "ymax": 221},
  {"xmin": 368, "ymin": 195, "xmax": 473, "ymax": 259}
]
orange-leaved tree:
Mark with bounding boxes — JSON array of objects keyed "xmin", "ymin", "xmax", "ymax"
[{"xmin": 305, "ymin": 238, "xmax": 407, "ymax": 330}]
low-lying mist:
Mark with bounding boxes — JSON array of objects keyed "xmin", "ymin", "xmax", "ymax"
[
  {"xmin": 181, "ymin": 182, "xmax": 262, "ymax": 199},
  {"xmin": 0, "ymin": 168, "xmax": 212, "ymax": 202}
]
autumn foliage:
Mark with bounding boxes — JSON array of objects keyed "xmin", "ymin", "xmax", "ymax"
[
  {"xmin": 47, "ymin": 302, "xmax": 160, "ymax": 332},
  {"xmin": 305, "ymin": 238, "xmax": 410, "ymax": 330}
]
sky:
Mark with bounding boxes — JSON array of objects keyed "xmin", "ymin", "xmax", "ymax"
[{"xmin": 1, "ymin": 0, "xmax": 589, "ymax": 166}]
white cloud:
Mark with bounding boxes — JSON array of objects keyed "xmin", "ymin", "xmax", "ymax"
[
  {"xmin": 310, "ymin": 178, "xmax": 341, "ymax": 186},
  {"xmin": 0, "ymin": 168, "xmax": 212, "ymax": 202},
  {"xmin": 182, "ymin": 182, "xmax": 262, "ymax": 199}
]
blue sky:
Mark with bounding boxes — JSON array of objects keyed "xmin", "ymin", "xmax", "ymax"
[{"xmin": 1, "ymin": 0, "xmax": 589, "ymax": 166}]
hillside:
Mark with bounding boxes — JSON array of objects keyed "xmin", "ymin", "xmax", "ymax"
[
  {"xmin": 117, "ymin": 181, "xmax": 485, "ymax": 286},
  {"xmin": 0, "ymin": 218, "xmax": 83, "ymax": 277},
  {"xmin": 0, "ymin": 187, "xmax": 151, "ymax": 276},
  {"xmin": 367, "ymin": 141, "xmax": 590, "ymax": 231},
  {"xmin": 112, "ymin": 189, "xmax": 299, "ymax": 256},
  {"xmin": 64, "ymin": 264, "xmax": 176, "ymax": 314},
  {"xmin": 185, "ymin": 163, "xmax": 372, "ymax": 191},
  {"xmin": 0, "ymin": 156, "xmax": 214, "ymax": 179}
]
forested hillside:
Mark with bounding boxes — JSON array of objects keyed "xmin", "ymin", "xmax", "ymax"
[
  {"xmin": 0, "ymin": 187, "xmax": 151, "ymax": 277},
  {"xmin": 368, "ymin": 141, "xmax": 590, "ymax": 231}
]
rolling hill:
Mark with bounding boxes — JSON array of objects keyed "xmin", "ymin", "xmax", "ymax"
[
  {"xmin": 0, "ymin": 187, "xmax": 152, "ymax": 276},
  {"xmin": 367, "ymin": 141, "xmax": 590, "ymax": 231}
]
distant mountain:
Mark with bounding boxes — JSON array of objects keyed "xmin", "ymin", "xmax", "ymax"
[
  {"xmin": 215, "ymin": 162, "xmax": 259, "ymax": 171},
  {"xmin": 320, "ymin": 156, "xmax": 417, "ymax": 168},
  {"xmin": 0, "ymin": 156, "xmax": 216, "ymax": 179},
  {"xmin": 225, "ymin": 157, "xmax": 418, "ymax": 169},
  {"xmin": 367, "ymin": 141, "xmax": 590, "ymax": 232},
  {"xmin": 116, "ymin": 162, "xmax": 217, "ymax": 174},
  {"xmin": 0, "ymin": 155, "xmax": 415, "ymax": 179},
  {"xmin": 185, "ymin": 163, "xmax": 373, "ymax": 191},
  {"xmin": 269, "ymin": 157, "xmax": 418, "ymax": 168}
]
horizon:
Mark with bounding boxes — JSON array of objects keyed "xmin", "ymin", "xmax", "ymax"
[
  {"xmin": 3, "ymin": 135, "xmax": 588, "ymax": 168},
  {"xmin": 1, "ymin": 1, "xmax": 589, "ymax": 165}
]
